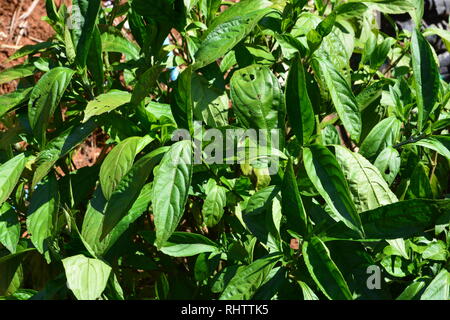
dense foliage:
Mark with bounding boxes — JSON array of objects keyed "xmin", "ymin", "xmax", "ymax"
[{"xmin": 0, "ymin": 0, "xmax": 450, "ymax": 300}]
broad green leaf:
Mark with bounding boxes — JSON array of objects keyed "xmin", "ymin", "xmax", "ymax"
[
  {"xmin": 230, "ymin": 64, "xmax": 285, "ymax": 130},
  {"xmin": 0, "ymin": 88, "xmax": 33, "ymax": 118},
  {"xmin": 82, "ymin": 183, "xmax": 153, "ymax": 258},
  {"xmin": 28, "ymin": 67, "xmax": 75, "ymax": 145},
  {"xmin": 420, "ymin": 269, "xmax": 450, "ymax": 300},
  {"xmin": 62, "ymin": 254, "xmax": 111, "ymax": 300},
  {"xmin": 32, "ymin": 120, "xmax": 97, "ymax": 188},
  {"xmin": 72, "ymin": 0, "xmax": 102, "ymax": 67},
  {"xmin": 26, "ymin": 175, "xmax": 59, "ymax": 261},
  {"xmin": 396, "ymin": 280, "xmax": 427, "ymax": 300},
  {"xmin": 281, "ymin": 159, "xmax": 309, "ymax": 237},
  {"xmin": 303, "ymin": 145, "xmax": 363, "ymax": 236},
  {"xmin": 202, "ymin": 181, "xmax": 227, "ymax": 228},
  {"xmin": 0, "ymin": 248, "xmax": 34, "ymax": 295},
  {"xmin": 0, "ymin": 203, "xmax": 20, "ymax": 253},
  {"xmin": 360, "ymin": 116, "xmax": 402, "ymax": 159},
  {"xmin": 83, "ymin": 90, "xmax": 132, "ymax": 123},
  {"xmin": 415, "ymin": 135, "xmax": 450, "ymax": 160},
  {"xmin": 374, "ymin": 147, "xmax": 401, "ymax": 185},
  {"xmin": 192, "ymin": 73, "xmax": 229, "ymax": 128},
  {"xmin": 99, "ymin": 136, "xmax": 153, "ymax": 200},
  {"xmin": 153, "ymin": 140, "xmax": 193, "ymax": 248},
  {"xmin": 405, "ymin": 162, "xmax": 433, "ymax": 199},
  {"xmin": 219, "ymin": 253, "xmax": 281, "ymax": 300},
  {"xmin": 361, "ymin": 199, "xmax": 450, "ymax": 239},
  {"xmin": 335, "ymin": 145, "xmax": 398, "ymax": 213},
  {"xmin": 160, "ymin": 232, "xmax": 219, "ymax": 257},
  {"xmin": 303, "ymin": 237, "xmax": 353, "ymax": 300},
  {"xmin": 285, "ymin": 55, "xmax": 315, "ymax": 145},
  {"xmin": 87, "ymin": 26, "xmax": 104, "ymax": 93},
  {"xmin": 194, "ymin": 9, "xmax": 273, "ymax": 70},
  {"xmin": 422, "ymin": 241, "xmax": 447, "ymax": 261},
  {"xmin": 101, "ymin": 147, "xmax": 168, "ymax": 239},
  {"xmin": 131, "ymin": 65, "xmax": 164, "ymax": 106},
  {"xmin": 298, "ymin": 281, "xmax": 319, "ymax": 300},
  {"xmin": 7, "ymin": 42, "xmax": 54, "ymax": 62},
  {"xmin": 0, "ymin": 153, "xmax": 27, "ymax": 207},
  {"xmin": 315, "ymin": 57, "xmax": 361, "ymax": 142},
  {"xmin": 101, "ymin": 33, "xmax": 140, "ymax": 60},
  {"xmin": 0, "ymin": 64, "xmax": 35, "ymax": 85},
  {"xmin": 359, "ymin": 0, "xmax": 415, "ymax": 13},
  {"xmin": 411, "ymin": 29, "xmax": 440, "ymax": 130}
]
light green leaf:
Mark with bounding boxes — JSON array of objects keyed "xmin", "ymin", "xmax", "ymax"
[
  {"xmin": 26, "ymin": 175, "xmax": 59, "ymax": 261},
  {"xmin": 360, "ymin": 116, "xmax": 402, "ymax": 159},
  {"xmin": 153, "ymin": 141, "xmax": 193, "ymax": 248},
  {"xmin": 131, "ymin": 65, "xmax": 164, "ymax": 106},
  {"xmin": 160, "ymin": 232, "xmax": 219, "ymax": 257},
  {"xmin": 230, "ymin": 64, "xmax": 285, "ymax": 130},
  {"xmin": 101, "ymin": 147, "xmax": 168, "ymax": 239},
  {"xmin": 374, "ymin": 147, "xmax": 401, "ymax": 185},
  {"xmin": 415, "ymin": 135, "xmax": 450, "ymax": 160},
  {"xmin": 202, "ymin": 181, "xmax": 227, "ymax": 228},
  {"xmin": 0, "ymin": 153, "xmax": 27, "ymax": 207},
  {"xmin": 0, "ymin": 64, "xmax": 35, "ymax": 85},
  {"xmin": 0, "ymin": 203, "xmax": 20, "ymax": 253},
  {"xmin": 62, "ymin": 254, "xmax": 111, "ymax": 300},
  {"xmin": 303, "ymin": 145, "xmax": 363, "ymax": 236},
  {"xmin": 315, "ymin": 57, "xmax": 361, "ymax": 142},
  {"xmin": 219, "ymin": 253, "xmax": 281, "ymax": 300},
  {"xmin": 0, "ymin": 88, "xmax": 33, "ymax": 118},
  {"xmin": 420, "ymin": 269, "xmax": 450, "ymax": 300},
  {"xmin": 335, "ymin": 145, "xmax": 398, "ymax": 213},
  {"xmin": 101, "ymin": 32, "xmax": 140, "ymax": 60},
  {"xmin": 83, "ymin": 90, "xmax": 132, "ymax": 122},
  {"xmin": 28, "ymin": 67, "xmax": 75, "ymax": 145},
  {"xmin": 100, "ymin": 136, "xmax": 153, "ymax": 200}
]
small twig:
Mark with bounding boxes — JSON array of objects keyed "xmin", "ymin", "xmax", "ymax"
[
  {"xmin": 393, "ymin": 133, "xmax": 429, "ymax": 149},
  {"xmin": 0, "ymin": 44, "xmax": 22, "ymax": 50},
  {"xmin": 19, "ymin": 0, "xmax": 40, "ymax": 20}
]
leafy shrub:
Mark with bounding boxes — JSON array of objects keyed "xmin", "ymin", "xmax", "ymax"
[{"xmin": 0, "ymin": 0, "xmax": 449, "ymax": 300}]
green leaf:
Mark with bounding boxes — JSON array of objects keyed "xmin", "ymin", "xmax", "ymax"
[
  {"xmin": 0, "ymin": 88, "xmax": 33, "ymax": 118},
  {"xmin": 192, "ymin": 73, "xmax": 229, "ymax": 128},
  {"xmin": 0, "ymin": 64, "xmax": 35, "ymax": 85},
  {"xmin": 0, "ymin": 203, "xmax": 20, "ymax": 253},
  {"xmin": 99, "ymin": 136, "xmax": 153, "ymax": 200},
  {"xmin": 72, "ymin": 0, "xmax": 102, "ymax": 68},
  {"xmin": 82, "ymin": 183, "xmax": 153, "ymax": 258},
  {"xmin": 0, "ymin": 248, "xmax": 34, "ymax": 295},
  {"xmin": 101, "ymin": 32, "xmax": 140, "ymax": 60},
  {"xmin": 153, "ymin": 140, "xmax": 193, "ymax": 249},
  {"xmin": 230, "ymin": 64, "xmax": 285, "ymax": 130},
  {"xmin": 405, "ymin": 162, "xmax": 433, "ymax": 199},
  {"xmin": 285, "ymin": 55, "xmax": 315, "ymax": 145},
  {"xmin": 202, "ymin": 181, "xmax": 227, "ymax": 228},
  {"xmin": 281, "ymin": 159, "xmax": 309, "ymax": 237},
  {"xmin": 303, "ymin": 237, "xmax": 353, "ymax": 300},
  {"xmin": 7, "ymin": 42, "xmax": 54, "ymax": 62},
  {"xmin": 415, "ymin": 135, "xmax": 450, "ymax": 160},
  {"xmin": 131, "ymin": 65, "xmax": 164, "ymax": 106},
  {"xmin": 83, "ymin": 90, "xmax": 132, "ymax": 123},
  {"xmin": 86, "ymin": 26, "xmax": 104, "ymax": 93},
  {"xmin": 0, "ymin": 153, "xmax": 27, "ymax": 207},
  {"xmin": 315, "ymin": 57, "xmax": 361, "ymax": 142},
  {"xmin": 396, "ymin": 280, "xmax": 427, "ymax": 300},
  {"xmin": 361, "ymin": 199, "xmax": 450, "ymax": 239},
  {"xmin": 420, "ymin": 269, "xmax": 450, "ymax": 300},
  {"xmin": 303, "ymin": 145, "xmax": 363, "ymax": 236},
  {"xmin": 335, "ymin": 145, "xmax": 398, "ymax": 213},
  {"xmin": 411, "ymin": 29, "xmax": 440, "ymax": 130},
  {"xmin": 28, "ymin": 67, "xmax": 75, "ymax": 145},
  {"xmin": 101, "ymin": 147, "xmax": 168, "ymax": 239},
  {"xmin": 422, "ymin": 241, "xmax": 447, "ymax": 261},
  {"xmin": 219, "ymin": 253, "xmax": 281, "ymax": 300},
  {"xmin": 32, "ymin": 120, "xmax": 97, "ymax": 188},
  {"xmin": 359, "ymin": 116, "xmax": 402, "ymax": 159},
  {"xmin": 170, "ymin": 67, "xmax": 194, "ymax": 133},
  {"xmin": 26, "ymin": 175, "xmax": 59, "ymax": 261},
  {"xmin": 62, "ymin": 254, "xmax": 111, "ymax": 300},
  {"xmin": 159, "ymin": 232, "xmax": 219, "ymax": 257},
  {"xmin": 359, "ymin": 0, "xmax": 415, "ymax": 14},
  {"xmin": 194, "ymin": 8, "xmax": 273, "ymax": 70},
  {"xmin": 374, "ymin": 147, "xmax": 401, "ymax": 185}
]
